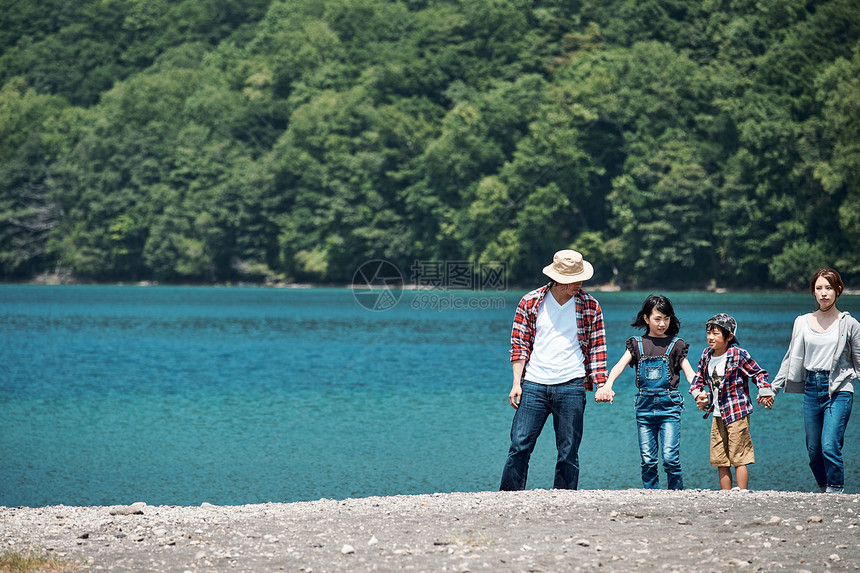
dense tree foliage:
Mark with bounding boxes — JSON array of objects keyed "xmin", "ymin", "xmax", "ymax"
[{"xmin": 1, "ymin": 0, "xmax": 859, "ymax": 288}]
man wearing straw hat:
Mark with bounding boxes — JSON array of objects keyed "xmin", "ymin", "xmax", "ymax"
[{"xmin": 500, "ymin": 249, "xmax": 608, "ymax": 490}]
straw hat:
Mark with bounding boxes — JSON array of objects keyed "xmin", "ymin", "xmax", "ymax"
[{"xmin": 542, "ymin": 250, "xmax": 594, "ymax": 283}]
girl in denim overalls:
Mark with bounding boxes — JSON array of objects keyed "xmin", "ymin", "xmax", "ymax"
[{"xmin": 596, "ymin": 295, "xmax": 696, "ymax": 489}]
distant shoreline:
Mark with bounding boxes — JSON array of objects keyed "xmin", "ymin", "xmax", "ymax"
[{"xmin": 7, "ymin": 279, "xmax": 857, "ymax": 296}]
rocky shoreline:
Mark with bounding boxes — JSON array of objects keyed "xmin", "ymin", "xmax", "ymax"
[{"xmin": 2, "ymin": 489, "xmax": 858, "ymax": 572}]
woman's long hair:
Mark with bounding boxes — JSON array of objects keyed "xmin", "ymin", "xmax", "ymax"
[{"xmin": 809, "ymin": 268, "xmax": 844, "ymax": 297}]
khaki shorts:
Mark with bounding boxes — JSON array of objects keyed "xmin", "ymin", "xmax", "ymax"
[{"xmin": 710, "ymin": 415, "xmax": 755, "ymax": 467}]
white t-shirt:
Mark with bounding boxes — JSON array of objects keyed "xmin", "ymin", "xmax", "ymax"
[
  {"xmin": 803, "ymin": 317, "xmax": 839, "ymax": 371},
  {"xmin": 708, "ymin": 353, "xmax": 728, "ymax": 418},
  {"xmin": 524, "ymin": 292, "xmax": 587, "ymax": 385}
]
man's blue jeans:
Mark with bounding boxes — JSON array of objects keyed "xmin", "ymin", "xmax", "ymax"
[
  {"xmin": 500, "ymin": 379, "xmax": 586, "ymax": 491},
  {"xmin": 804, "ymin": 371, "xmax": 853, "ymax": 491},
  {"xmin": 635, "ymin": 390, "xmax": 684, "ymax": 490}
]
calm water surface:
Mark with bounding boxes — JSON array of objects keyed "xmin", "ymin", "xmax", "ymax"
[{"xmin": 1, "ymin": 285, "xmax": 858, "ymax": 506}]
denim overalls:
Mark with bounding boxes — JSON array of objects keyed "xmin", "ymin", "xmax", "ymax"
[{"xmin": 634, "ymin": 337, "xmax": 684, "ymax": 490}]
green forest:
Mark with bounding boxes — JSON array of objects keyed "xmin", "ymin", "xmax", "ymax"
[{"xmin": 1, "ymin": 0, "xmax": 859, "ymax": 288}]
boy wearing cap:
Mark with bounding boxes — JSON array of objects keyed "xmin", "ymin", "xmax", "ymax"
[
  {"xmin": 500, "ymin": 249, "xmax": 608, "ymax": 491},
  {"xmin": 690, "ymin": 314, "xmax": 774, "ymax": 490}
]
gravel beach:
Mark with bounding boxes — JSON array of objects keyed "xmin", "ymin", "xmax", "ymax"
[{"xmin": 2, "ymin": 489, "xmax": 858, "ymax": 572}]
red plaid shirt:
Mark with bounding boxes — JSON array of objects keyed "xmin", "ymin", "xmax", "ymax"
[
  {"xmin": 510, "ymin": 284, "xmax": 608, "ymax": 390},
  {"xmin": 690, "ymin": 346, "xmax": 770, "ymax": 425}
]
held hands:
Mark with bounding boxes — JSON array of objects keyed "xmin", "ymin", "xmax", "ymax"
[
  {"xmin": 695, "ymin": 394, "xmax": 709, "ymax": 411},
  {"xmin": 595, "ymin": 386, "xmax": 615, "ymax": 404},
  {"xmin": 757, "ymin": 395, "xmax": 774, "ymax": 409}
]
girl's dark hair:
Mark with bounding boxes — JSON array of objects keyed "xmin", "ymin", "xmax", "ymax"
[
  {"xmin": 809, "ymin": 268, "xmax": 844, "ymax": 297},
  {"xmin": 631, "ymin": 294, "xmax": 681, "ymax": 338}
]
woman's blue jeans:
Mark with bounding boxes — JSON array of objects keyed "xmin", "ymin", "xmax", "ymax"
[
  {"xmin": 635, "ymin": 390, "xmax": 684, "ymax": 490},
  {"xmin": 804, "ymin": 371, "xmax": 853, "ymax": 491},
  {"xmin": 500, "ymin": 379, "xmax": 586, "ymax": 491}
]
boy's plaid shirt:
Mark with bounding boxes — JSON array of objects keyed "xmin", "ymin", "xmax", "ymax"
[
  {"xmin": 510, "ymin": 284, "xmax": 608, "ymax": 390},
  {"xmin": 690, "ymin": 346, "xmax": 770, "ymax": 425}
]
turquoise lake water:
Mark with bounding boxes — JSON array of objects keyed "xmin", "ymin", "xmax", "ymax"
[{"xmin": 2, "ymin": 285, "xmax": 858, "ymax": 506}]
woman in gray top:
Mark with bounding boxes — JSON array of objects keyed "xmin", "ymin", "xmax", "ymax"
[{"xmin": 772, "ymin": 268, "xmax": 860, "ymax": 493}]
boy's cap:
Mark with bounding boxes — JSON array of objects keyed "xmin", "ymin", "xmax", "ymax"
[{"xmin": 706, "ymin": 313, "xmax": 738, "ymax": 336}]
